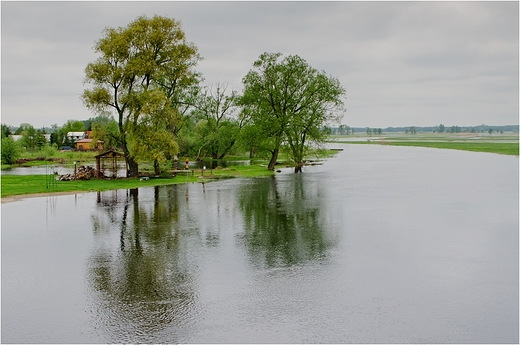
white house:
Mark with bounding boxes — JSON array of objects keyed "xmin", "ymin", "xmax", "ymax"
[{"xmin": 66, "ymin": 132, "xmax": 86, "ymax": 141}]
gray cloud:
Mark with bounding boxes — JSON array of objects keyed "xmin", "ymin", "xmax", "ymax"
[{"xmin": 1, "ymin": 1, "xmax": 518, "ymax": 128}]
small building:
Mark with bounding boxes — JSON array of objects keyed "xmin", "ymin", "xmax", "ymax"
[
  {"xmin": 95, "ymin": 150, "xmax": 125, "ymax": 178},
  {"xmin": 75, "ymin": 138, "xmax": 103, "ymax": 151},
  {"xmin": 67, "ymin": 132, "xmax": 86, "ymax": 141}
]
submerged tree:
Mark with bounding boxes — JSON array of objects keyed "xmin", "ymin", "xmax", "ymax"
[
  {"xmin": 241, "ymin": 52, "xmax": 346, "ymax": 172},
  {"xmin": 83, "ymin": 15, "xmax": 201, "ymax": 177}
]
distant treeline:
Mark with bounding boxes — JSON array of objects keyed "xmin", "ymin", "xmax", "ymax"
[{"xmin": 330, "ymin": 124, "xmax": 519, "ymax": 135}]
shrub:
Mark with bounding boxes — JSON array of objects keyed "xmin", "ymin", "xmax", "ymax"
[
  {"xmin": 1, "ymin": 137, "xmax": 20, "ymax": 164},
  {"xmin": 42, "ymin": 144, "xmax": 58, "ymax": 158}
]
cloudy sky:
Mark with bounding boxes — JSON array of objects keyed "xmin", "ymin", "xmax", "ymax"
[{"xmin": 2, "ymin": 1, "xmax": 518, "ymax": 129}]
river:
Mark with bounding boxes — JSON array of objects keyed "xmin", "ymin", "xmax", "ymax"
[{"xmin": 2, "ymin": 145, "xmax": 518, "ymax": 343}]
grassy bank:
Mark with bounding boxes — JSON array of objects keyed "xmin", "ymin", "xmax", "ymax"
[
  {"xmin": 1, "ymin": 165, "xmax": 277, "ymax": 198},
  {"xmin": 1, "ymin": 147, "xmax": 340, "ymax": 198},
  {"xmin": 331, "ymin": 132, "xmax": 519, "ymax": 156},
  {"xmin": 339, "ymin": 140, "xmax": 519, "ymax": 156}
]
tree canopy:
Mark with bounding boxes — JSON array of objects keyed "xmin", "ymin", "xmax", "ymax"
[
  {"xmin": 82, "ymin": 17, "xmax": 347, "ymax": 175},
  {"xmin": 82, "ymin": 15, "xmax": 201, "ymax": 176},
  {"xmin": 241, "ymin": 52, "xmax": 346, "ymax": 171}
]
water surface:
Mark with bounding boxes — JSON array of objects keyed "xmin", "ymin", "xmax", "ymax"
[{"xmin": 2, "ymin": 145, "xmax": 518, "ymax": 343}]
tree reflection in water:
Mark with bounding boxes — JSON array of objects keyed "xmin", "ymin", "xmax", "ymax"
[
  {"xmin": 237, "ymin": 174, "xmax": 336, "ymax": 269},
  {"xmin": 87, "ymin": 187, "xmax": 198, "ymax": 343},
  {"xmin": 85, "ymin": 174, "xmax": 337, "ymax": 342}
]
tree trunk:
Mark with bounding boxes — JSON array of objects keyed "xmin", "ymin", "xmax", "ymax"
[
  {"xmin": 127, "ymin": 157, "xmax": 139, "ymax": 178},
  {"xmin": 218, "ymin": 139, "xmax": 236, "ymax": 160},
  {"xmin": 154, "ymin": 159, "xmax": 160, "ymax": 175},
  {"xmin": 267, "ymin": 147, "xmax": 279, "ymax": 171},
  {"xmin": 249, "ymin": 146, "xmax": 255, "ymax": 159},
  {"xmin": 195, "ymin": 145, "xmax": 205, "ymax": 161},
  {"xmin": 120, "ymin": 132, "xmax": 139, "ymax": 178}
]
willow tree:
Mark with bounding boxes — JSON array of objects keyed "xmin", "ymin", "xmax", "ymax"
[
  {"xmin": 241, "ymin": 52, "xmax": 346, "ymax": 172},
  {"xmin": 82, "ymin": 15, "xmax": 201, "ymax": 177},
  {"xmin": 128, "ymin": 90, "xmax": 179, "ymax": 175}
]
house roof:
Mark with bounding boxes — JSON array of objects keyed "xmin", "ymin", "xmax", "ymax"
[
  {"xmin": 67, "ymin": 132, "xmax": 85, "ymax": 137},
  {"xmin": 75, "ymin": 139, "xmax": 93, "ymax": 143},
  {"xmin": 95, "ymin": 150, "xmax": 124, "ymax": 158}
]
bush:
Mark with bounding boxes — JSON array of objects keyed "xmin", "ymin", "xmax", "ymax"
[
  {"xmin": 42, "ymin": 144, "xmax": 58, "ymax": 158},
  {"xmin": 1, "ymin": 137, "xmax": 20, "ymax": 164}
]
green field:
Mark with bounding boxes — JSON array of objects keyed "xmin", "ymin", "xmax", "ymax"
[
  {"xmin": 1, "ymin": 164, "xmax": 279, "ymax": 198},
  {"xmin": 1, "ymin": 145, "xmax": 342, "ymax": 199},
  {"xmin": 331, "ymin": 132, "xmax": 519, "ymax": 156}
]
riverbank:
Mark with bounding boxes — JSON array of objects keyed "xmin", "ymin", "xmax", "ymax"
[
  {"xmin": 1, "ymin": 164, "xmax": 280, "ymax": 201},
  {"xmin": 331, "ymin": 132, "xmax": 519, "ymax": 156},
  {"xmin": 1, "ymin": 191, "xmax": 84, "ymax": 204}
]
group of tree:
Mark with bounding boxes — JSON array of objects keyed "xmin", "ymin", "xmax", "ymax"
[
  {"xmin": 81, "ymin": 15, "xmax": 346, "ymax": 175},
  {"xmin": 1, "ymin": 124, "xmax": 20, "ymax": 164},
  {"xmin": 1, "ymin": 123, "xmax": 48, "ymax": 164},
  {"xmin": 366, "ymin": 128, "xmax": 383, "ymax": 136},
  {"xmin": 432, "ymin": 123, "xmax": 511, "ymax": 134},
  {"xmin": 405, "ymin": 126, "xmax": 417, "ymax": 134}
]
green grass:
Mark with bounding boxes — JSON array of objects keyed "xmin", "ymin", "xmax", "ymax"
[
  {"xmin": 1, "ymin": 164, "xmax": 278, "ymax": 198},
  {"xmin": 1, "ymin": 146, "xmax": 343, "ymax": 198},
  {"xmin": 331, "ymin": 132, "xmax": 519, "ymax": 156},
  {"xmin": 385, "ymin": 141, "xmax": 518, "ymax": 155},
  {"xmin": 1, "ymin": 174, "xmax": 196, "ymax": 198},
  {"xmin": 337, "ymin": 140, "xmax": 518, "ymax": 155}
]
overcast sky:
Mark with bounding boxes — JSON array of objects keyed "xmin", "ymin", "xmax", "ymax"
[{"xmin": 1, "ymin": 1, "xmax": 518, "ymax": 129}]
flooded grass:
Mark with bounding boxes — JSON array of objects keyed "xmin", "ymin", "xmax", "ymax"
[
  {"xmin": 332, "ymin": 132, "xmax": 519, "ymax": 155},
  {"xmin": 1, "ymin": 165, "xmax": 278, "ymax": 198},
  {"xmin": 385, "ymin": 141, "xmax": 518, "ymax": 155}
]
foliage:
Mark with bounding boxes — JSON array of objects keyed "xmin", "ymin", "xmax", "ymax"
[
  {"xmin": 191, "ymin": 82, "xmax": 241, "ymax": 159},
  {"xmin": 14, "ymin": 123, "xmax": 33, "ymax": 135},
  {"xmin": 42, "ymin": 144, "xmax": 59, "ymax": 158},
  {"xmin": 127, "ymin": 90, "xmax": 180, "ymax": 174},
  {"xmin": 241, "ymin": 52, "xmax": 346, "ymax": 172},
  {"xmin": 83, "ymin": 15, "xmax": 202, "ymax": 177},
  {"xmin": 1, "ymin": 136, "xmax": 20, "ymax": 164},
  {"xmin": 18, "ymin": 125, "xmax": 47, "ymax": 151},
  {"xmin": 90, "ymin": 113, "xmax": 120, "ymax": 149},
  {"xmin": 52, "ymin": 120, "xmax": 86, "ymax": 147},
  {"xmin": 1, "ymin": 124, "xmax": 12, "ymax": 138}
]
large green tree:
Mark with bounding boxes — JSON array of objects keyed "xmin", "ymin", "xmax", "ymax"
[
  {"xmin": 241, "ymin": 52, "xmax": 346, "ymax": 172},
  {"xmin": 83, "ymin": 15, "xmax": 201, "ymax": 177},
  {"xmin": 128, "ymin": 89, "xmax": 179, "ymax": 175}
]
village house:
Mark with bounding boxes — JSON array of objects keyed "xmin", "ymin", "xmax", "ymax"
[
  {"xmin": 75, "ymin": 138, "xmax": 104, "ymax": 151},
  {"xmin": 74, "ymin": 132, "xmax": 103, "ymax": 151},
  {"xmin": 66, "ymin": 131, "xmax": 86, "ymax": 141}
]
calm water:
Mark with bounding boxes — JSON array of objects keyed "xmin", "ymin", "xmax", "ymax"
[{"xmin": 2, "ymin": 145, "xmax": 518, "ymax": 343}]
